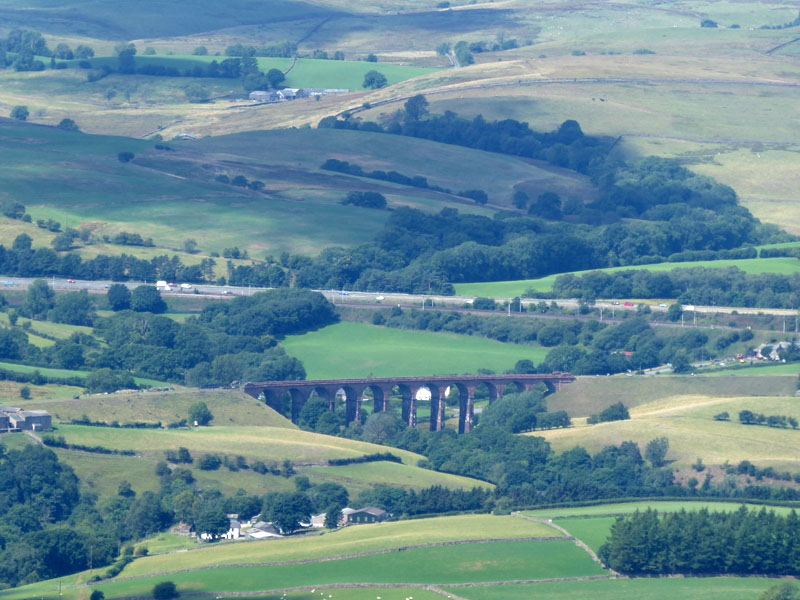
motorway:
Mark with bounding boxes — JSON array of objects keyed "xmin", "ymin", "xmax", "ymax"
[{"xmin": 2, "ymin": 276, "xmax": 799, "ymax": 321}]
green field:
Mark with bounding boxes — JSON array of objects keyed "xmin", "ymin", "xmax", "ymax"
[
  {"xmin": 52, "ymin": 541, "xmax": 604, "ymax": 600},
  {"xmin": 51, "ymin": 423, "xmax": 423, "ymax": 465},
  {"xmin": 119, "ymin": 514, "xmax": 563, "ymax": 577},
  {"xmin": 538, "ymin": 393, "xmax": 800, "ymax": 471},
  {"xmin": 79, "ymin": 56, "xmax": 438, "ymax": 91},
  {"xmin": 524, "ymin": 500, "xmax": 800, "ymax": 520},
  {"xmin": 0, "ymin": 361, "xmax": 167, "ymax": 387},
  {"xmin": 453, "ymin": 258, "xmax": 800, "ymax": 298},
  {"xmin": 448, "ymin": 577, "xmax": 777, "ymax": 600},
  {"xmin": 282, "ymin": 321, "xmax": 548, "ymax": 379},
  {"xmin": 304, "ymin": 461, "xmax": 493, "ymax": 491}
]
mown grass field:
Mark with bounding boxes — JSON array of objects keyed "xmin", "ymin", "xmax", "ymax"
[
  {"xmin": 38, "ymin": 389, "xmax": 296, "ymax": 428},
  {"xmin": 548, "ymin": 375, "xmax": 797, "ymax": 418},
  {"xmin": 453, "ymin": 257, "xmax": 800, "ymax": 298},
  {"xmin": 89, "ymin": 541, "xmax": 603, "ymax": 598},
  {"xmin": 537, "ymin": 393, "xmax": 800, "ymax": 471},
  {"xmin": 448, "ymin": 577, "xmax": 777, "ymax": 600},
  {"xmin": 282, "ymin": 321, "xmax": 548, "ymax": 379}
]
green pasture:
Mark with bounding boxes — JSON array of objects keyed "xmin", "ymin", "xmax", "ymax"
[
  {"xmin": 120, "ymin": 514, "xmax": 561, "ymax": 577},
  {"xmin": 0, "ymin": 380, "xmax": 83, "ymax": 403},
  {"xmin": 37, "ymin": 389, "xmax": 296, "ymax": 429},
  {"xmin": 47, "ymin": 444, "xmax": 296, "ymax": 501},
  {"xmin": 79, "ymin": 56, "xmax": 437, "ymax": 91},
  {"xmin": 0, "ymin": 361, "xmax": 167, "ymax": 387},
  {"xmin": 282, "ymin": 321, "xmax": 548, "ymax": 379},
  {"xmin": 453, "ymin": 258, "xmax": 800, "ymax": 297},
  {"xmin": 75, "ymin": 540, "xmax": 604, "ymax": 599},
  {"xmin": 51, "ymin": 424, "xmax": 423, "ymax": 465},
  {"xmin": 555, "ymin": 517, "xmax": 615, "ymax": 553},
  {"xmin": 548, "ymin": 375, "xmax": 797, "ymax": 418},
  {"xmin": 0, "ymin": 313, "xmax": 94, "ymax": 339},
  {"xmin": 304, "ymin": 460, "xmax": 494, "ymax": 492},
  {"xmin": 449, "ymin": 577, "xmax": 777, "ymax": 600},
  {"xmin": 539, "ymin": 393, "xmax": 800, "ymax": 471},
  {"xmin": 524, "ymin": 500, "xmax": 800, "ymax": 521}
]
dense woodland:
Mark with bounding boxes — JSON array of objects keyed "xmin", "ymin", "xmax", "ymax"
[
  {"xmin": 599, "ymin": 507, "xmax": 800, "ymax": 576},
  {"xmin": 549, "ymin": 266, "xmax": 800, "ymax": 309}
]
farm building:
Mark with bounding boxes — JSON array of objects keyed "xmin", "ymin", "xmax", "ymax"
[
  {"xmin": 344, "ymin": 507, "xmax": 389, "ymax": 525},
  {"xmin": 0, "ymin": 406, "xmax": 52, "ymax": 431},
  {"xmin": 249, "ymin": 90, "xmax": 271, "ymax": 102}
]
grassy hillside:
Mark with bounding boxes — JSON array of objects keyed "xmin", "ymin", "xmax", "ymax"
[
  {"xmin": 548, "ymin": 375, "xmax": 798, "ymax": 418},
  {"xmin": 453, "ymin": 258, "xmax": 800, "ymax": 298},
  {"xmin": 282, "ymin": 321, "xmax": 548, "ymax": 379},
  {"xmin": 51, "ymin": 423, "xmax": 422, "ymax": 465},
  {"xmin": 0, "ymin": 120, "xmax": 583, "ymax": 256},
  {"xmin": 3, "ymin": 515, "xmax": 582, "ymax": 600},
  {"xmin": 37, "ymin": 389, "xmax": 297, "ymax": 428},
  {"xmin": 536, "ymin": 393, "xmax": 800, "ymax": 471}
]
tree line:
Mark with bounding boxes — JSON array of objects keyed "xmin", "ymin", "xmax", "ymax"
[{"xmin": 548, "ymin": 266, "xmax": 800, "ymax": 309}]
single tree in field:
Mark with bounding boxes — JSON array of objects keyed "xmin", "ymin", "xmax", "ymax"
[
  {"xmin": 362, "ymin": 70, "xmax": 387, "ymax": 89},
  {"xmin": 152, "ymin": 581, "xmax": 178, "ymax": 600},
  {"xmin": 645, "ymin": 437, "xmax": 670, "ymax": 467},
  {"xmin": 404, "ymin": 94, "xmax": 428, "ymax": 121},
  {"xmin": 189, "ymin": 401, "xmax": 213, "ymax": 426},
  {"xmin": 58, "ymin": 118, "xmax": 80, "ymax": 131},
  {"xmin": 10, "ymin": 105, "xmax": 29, "ymax": 121}
]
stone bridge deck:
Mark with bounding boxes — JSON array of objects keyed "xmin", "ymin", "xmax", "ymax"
[{"xmin": 243, "ymin": 373, "xmax": 575, "ymax": 433}]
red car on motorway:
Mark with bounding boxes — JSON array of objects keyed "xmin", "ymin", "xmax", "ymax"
[{"xmin": 623, "ymin": 302, "xmax": 634, "ymax": 307}]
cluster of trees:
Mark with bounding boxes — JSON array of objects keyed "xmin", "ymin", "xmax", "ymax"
[
  {"xmin": 479, "ymin": 390, "xmax": 571, "ymax": 433},
  {"xmin": 739, "ymin": 410, "xmax": 799, "ymax": 429},
  {"xmin": 341, "ymin": 191, "xmax": 387, "ymax": 210},
  {"xmin": 0, "ymin": 29, "xmax": 94, "ymax": 72},
  {"xmin": 549, "ymin": 266, "xmax": 800, "ymax": 309},
  {"xmin": 0, "ymin": 286, "xmax": 330, "ymax": 388},
  {"xmin": 599, "ymin": 507, "xmax": 800, "ymax": 576},
  {"xmin": 587, "ymin": 402, "xmax": 630, "ymax": 424},
  {"xmin": 214, "ymin": 173, "xmax": 266, "ymax": 191},
  {"xmin": 93, "ymin": 288, "xmax": 332, "ymax": 384}
]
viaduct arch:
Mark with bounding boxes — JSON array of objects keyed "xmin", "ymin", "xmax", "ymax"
[{"xmin": 243, "ymin": 374, "xmax": 575, "ymax": 434}]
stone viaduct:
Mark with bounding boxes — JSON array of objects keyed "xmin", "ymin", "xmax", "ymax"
[{"xmin": 243, "ymin": 373, "xmax": 575, "ymax": 434}]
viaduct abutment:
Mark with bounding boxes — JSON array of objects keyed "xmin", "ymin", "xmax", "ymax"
[{"xmin": 243, "ymin": 374, "xmax": 575, "ymax": 434}]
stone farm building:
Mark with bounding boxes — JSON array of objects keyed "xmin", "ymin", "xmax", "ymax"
[{"xmin": 0, "ymin": 406, "xmax": 52, "ymax": 432}]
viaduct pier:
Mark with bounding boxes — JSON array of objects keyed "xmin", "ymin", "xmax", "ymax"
[{"xmin": 243, "ymin": 373, "xmax": 575, "ymax": 434}]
